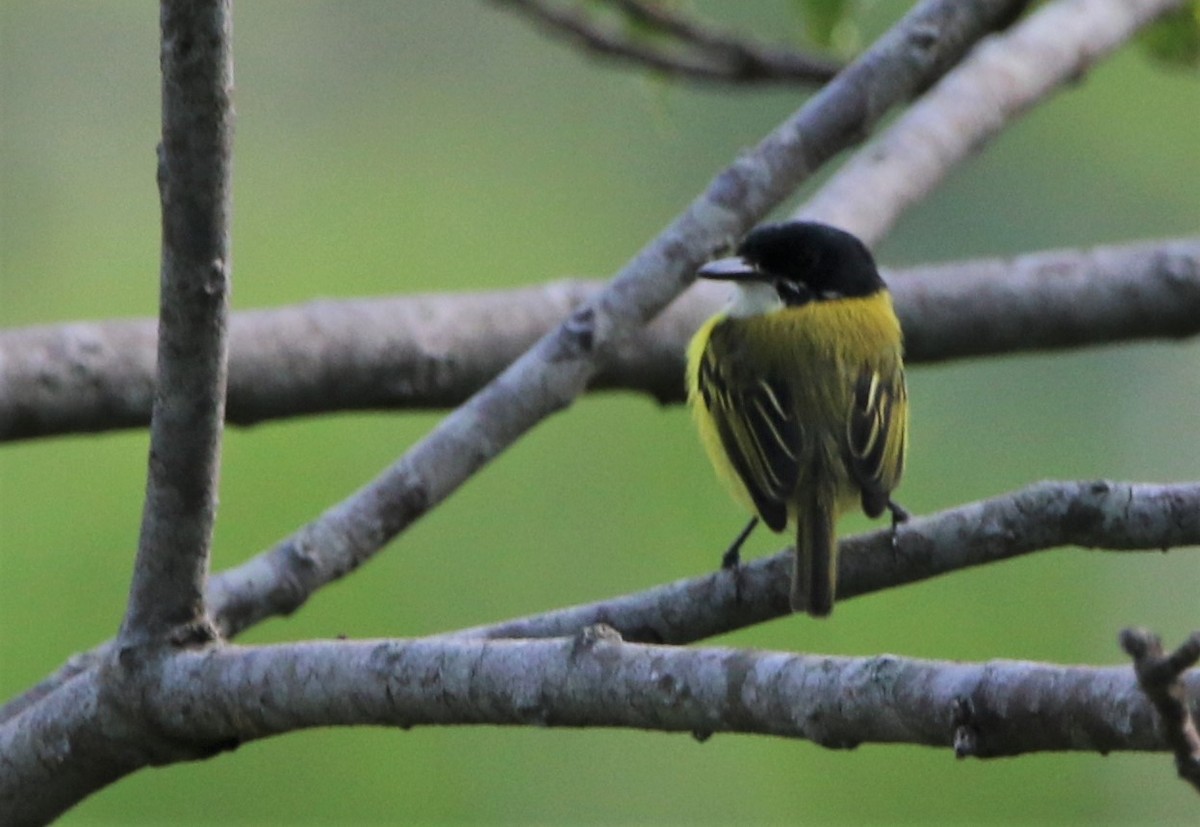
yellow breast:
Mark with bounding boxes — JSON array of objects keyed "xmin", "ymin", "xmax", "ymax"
[{"xmin": 686, "ymin": 291, "xmax": 904, "ymax": 528}]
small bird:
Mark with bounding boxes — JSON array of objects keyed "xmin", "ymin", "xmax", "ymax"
[{"xmin": 686, "ymin": 221, "xmax": 909, "ymax": 617}]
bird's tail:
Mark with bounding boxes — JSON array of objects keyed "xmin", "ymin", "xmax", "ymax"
[{"xmin": 791, "ymin": 475, "xmax": 838, "ymax": 617}]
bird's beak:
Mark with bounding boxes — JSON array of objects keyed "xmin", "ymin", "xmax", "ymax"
[{"xmin": 696, "ymin": 255, "xmax": 762, "ymax": 281}]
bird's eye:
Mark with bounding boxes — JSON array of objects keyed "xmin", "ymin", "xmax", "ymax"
[{"xmin": 775, "ymin": 280, "xmax": 812, "ymax": 306}]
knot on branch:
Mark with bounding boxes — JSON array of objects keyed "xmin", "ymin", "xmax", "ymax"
[
  {"xmin": 951, "ymin": 696, "xmax": 980, "ymax": 759},
  {"xmin": 571, "ymin": 623, "xmax": 623, "ymax": 658},
  {"xmin": 557, "ymin": 306, "xmax": 596, "ymax": 358}
]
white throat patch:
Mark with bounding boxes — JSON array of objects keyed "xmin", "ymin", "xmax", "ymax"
[{"xmin": 727, "ymin": 281, "xmax": 783, "ymax": 318}]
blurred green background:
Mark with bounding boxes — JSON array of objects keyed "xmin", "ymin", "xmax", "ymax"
[{"xmin": 3, "ymin": 2, "xmax": 1199, "ymax": 824}]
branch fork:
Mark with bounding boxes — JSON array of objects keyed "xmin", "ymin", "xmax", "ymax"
[{"xmin": 1121, "ymin": 628, "xmax": 1200, "ymax": 792}]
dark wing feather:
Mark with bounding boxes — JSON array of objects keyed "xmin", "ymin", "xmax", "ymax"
[
  {"xmin": 698, "ymin": 328, "xmax": 801, "ymax": 531},
  {"xmin": 847, "ymin": 367, "xmax": 907, "ymax": 518}
]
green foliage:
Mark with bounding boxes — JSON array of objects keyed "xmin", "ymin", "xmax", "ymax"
[
  {"xmin": 792, "ymin": 0, "xmax": 862, "ymax": 53},
  {"xmin": 1139, "ymin": 1, "xmax": 1200, "ymax": 68}
]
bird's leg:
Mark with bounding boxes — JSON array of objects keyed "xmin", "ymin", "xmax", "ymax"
[
  {"xmin": 720, "ymin": 516, "xmax": 759, "ymax": 604},
  {"xmin": 886, "ymin": 499, "xmax": 909, "ymax": 553},
  {"xmin": 721, "ymin": 516, "xmax": 759, "ymax": 570}
]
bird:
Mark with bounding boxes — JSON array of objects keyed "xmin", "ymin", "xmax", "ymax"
[{"xmin": 686, "ymin": 221, "xmax": 909, "ymax": 617}]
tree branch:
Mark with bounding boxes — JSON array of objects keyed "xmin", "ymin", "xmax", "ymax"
[
  {"xmin": 440, "ymin": 480, "xmax": 1200, "ymax": 644},
  {"xmin": 488, "ymin": 0, "xmax": 842, "ymax": 86},
  {"xmin": 893, "ymin": 237, "xmax": 1200, "ymax": 363},
  {"xmin": 118, "ymin": 0, "xmax": 234, "ymax": 647},
  {"xmin": 94, "ymin": 636, "xmax": 1200, "ymax": 757},
  {"xmin": 4, "ymin": 629, "xmax": 1198, "ymax": 822},
  {"xmin": 0, "ymin": 669, "xmax": 140, "ymax": 826},
  {"xmin": 799, "ymin": 0, "xmax": 1185, "ymax": 243},
  {"xmin": 5, "ymin": 236, "xmax": 1194, "ymax": 442}
]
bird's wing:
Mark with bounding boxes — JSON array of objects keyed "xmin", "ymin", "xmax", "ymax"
[
  {"xmin": 697, "ymin": 328, "xmax": 801, "ymax": 532},
  {"xmin": 846, "ymin": 366, "xmax": 907, "ymax": 517}
]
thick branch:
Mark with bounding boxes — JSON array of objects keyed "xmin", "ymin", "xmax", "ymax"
[
  {"xmin": 119, "ymin": 0, "xmax": 234, "ymax": 646},
  {"xmin": 6, "ymin": 236, "xmax": 1193, "ymax": 441},
  {"xmin": 0, "ymin": 671, "xmax": 139, "ymax": 826},
  {"xmin": 489, "ymin": 0, "xmax": 842, "ymax": 86},
  {"xmin": 894, "ymin": 238, "xmax": 1200, "ymax": 363},
  {"xmin": 108, "ymin": 638, "xmax": 1200, "ymax": 756},
  {"xmin": 800, "ymin": 0, "xmax": 1184, "ymax": 243},
  {"xmin": 4, "ymin": 631, "xmax": 1198, "ymax": 822}
]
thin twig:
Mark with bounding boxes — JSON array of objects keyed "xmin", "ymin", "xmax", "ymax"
[
  {"xmin": 490, "ymin": 0, "xmax": 842, "ymax": 85},
  {"xmin": 1120, "ymin": 628, "xmax": 1200, "ymax": 793},
  {"xmin": 118, "ymin": 0, "xmax": 234, "ymax": 648},
  {"xmin": 799, "ymin": 0, "xmax": 1185, "ymax": 243},
  {"xmin": 607, "ymin": 0, "xmax": 844, "ymax": 80}
]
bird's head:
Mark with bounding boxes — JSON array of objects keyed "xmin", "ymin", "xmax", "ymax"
[{"xmin": 698, "ymin": 221, "xmax": 884, "ymax": 316}]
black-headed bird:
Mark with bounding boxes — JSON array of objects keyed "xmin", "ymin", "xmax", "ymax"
[{"xmin": 686, "ymin": 221, "xmax": 908, "ymax": 617}]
